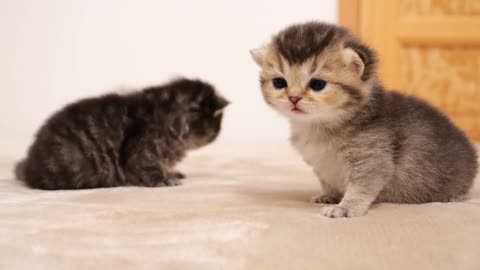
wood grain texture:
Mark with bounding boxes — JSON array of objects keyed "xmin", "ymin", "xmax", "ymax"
[
  {"xmin": 398, "ymin": 17, "xmax": 480, "ymax": 45},
  {"xmin": 400, "ymin": 0, "xmax": 480, "ymax": 16},
  {"xmin": 399, "ymin": 45, "xmax": 480, "ymax": 140},
  {"xmin": 358, "ymin": 0, "xmax": 400, "ymax": 88},
  {"xmin": 339, "ymin": 0, "xmax": 360, "ymax": 36}
]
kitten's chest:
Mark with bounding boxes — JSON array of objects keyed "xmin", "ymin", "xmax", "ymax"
[{"xmin": 291, "ymin": 127, "xmax": 349, "ymax": 190}]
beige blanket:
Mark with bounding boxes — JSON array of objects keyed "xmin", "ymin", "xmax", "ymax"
[{"xmin": 1, "ymin": 144, "xmax": 479, "ymax": 270}]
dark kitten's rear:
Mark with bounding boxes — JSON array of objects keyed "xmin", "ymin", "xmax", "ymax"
[{"xmin": 16, "ymin": 78, "xmax": 229, "ymax": 190}]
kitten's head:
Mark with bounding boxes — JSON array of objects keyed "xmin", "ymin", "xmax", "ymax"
[
  {"xmin": 251, "ymin": 22, "xmax": 377, "ymax": 124},
  {"xmin": 160, "ymin": 78, "xmax": 229, "ymax": 149}
]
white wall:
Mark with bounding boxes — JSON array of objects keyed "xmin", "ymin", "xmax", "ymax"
[{"xmin": 0, "ymin": 0, "xmax": 337, "ymax": 159}]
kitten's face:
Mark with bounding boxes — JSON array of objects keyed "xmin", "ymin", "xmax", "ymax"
[
  {"xmin": 167, "ymin": 79, "xmax": 229, "ymax": 149},
  {"xmin": 186, "ymin": 92, "xmax": 228, "ymax": 149},
  {"xmin": 251, "ymin": 23, "xmax": 376, "ymax": 124}
]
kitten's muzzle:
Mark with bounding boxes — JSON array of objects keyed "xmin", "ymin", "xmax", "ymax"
[
  {"xmin": 291, "ymin": 107, "xmax": 305, "ymax": 114},
  {"xmin": 288, "ymin": 96, "xmax": 302, "ymax": 105},
  {"xmin": 288, "ymin": 96, "xmax": 305, "ymax": 113}
]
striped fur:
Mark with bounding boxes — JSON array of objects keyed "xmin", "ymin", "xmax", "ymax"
[{"xmin": 251, "ymin": 22, "xmax": 477, "ymax": 218}]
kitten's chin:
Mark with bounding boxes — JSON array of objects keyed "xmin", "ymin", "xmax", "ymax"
[
  {"xmin": 280, "ymin": 108, "xmax": 346, "ymax": 124},
  {"xmin": 276, "ymin": 109, "xmax": 315, "ymax": 123},
  {"xmin": 288, "ymin": 113, "xmax": 323, "ymax": 123},
  {"xmin": 186, "ymin": 133, "xmax": 219, "ymax": 150}
]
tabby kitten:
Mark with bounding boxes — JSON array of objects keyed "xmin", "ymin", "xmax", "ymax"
[
  {"xmin": 15, "ymin": 78, "xmax": 229, "ymax": 190},
  {"xmin": 251, "ymin": 22, "xmax": 478, "ymax": 218}
]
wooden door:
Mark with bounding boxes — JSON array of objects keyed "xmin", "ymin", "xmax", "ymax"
[{"xmin": 339, "ymin": 0, "xmax": 480, "ymax": 141}]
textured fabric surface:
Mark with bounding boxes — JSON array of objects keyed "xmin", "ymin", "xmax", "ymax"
[{"xmin": 1, "ymin": 144, "xmax": 479, "ymax": 270}]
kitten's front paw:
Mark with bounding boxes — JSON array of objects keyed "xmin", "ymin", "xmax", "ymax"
[
  {"xmin": 168, "ymin": 171, "xmax": 185, "ymax": 179},
  {"xmin": 321, "ymin": 205, "xmax": 366, "ymax": 218},
  {"xmin": 310, "ymin": 194, "xmax": 341, "ymax": 204},
  {"xmin": 157, "ymin": 178, "xmax": 182, "ymax": 187}
]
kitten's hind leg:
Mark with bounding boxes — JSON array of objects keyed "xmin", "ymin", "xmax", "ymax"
[
  {"xmin": 310, "ymin": 177, "xmax": 342, "ymax": 204},
  {"xmin": 311, "ymin": 195, "xmax": 341, "ymax": 204}
]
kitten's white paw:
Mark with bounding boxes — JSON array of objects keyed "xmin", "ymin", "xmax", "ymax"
[
  {"xmin": 321, "ymin": 205, "xmax": 366, "ymax": 218},
  {"xmin": 310, "ymin": 194, "xmax": 340, "ymax": 204}
]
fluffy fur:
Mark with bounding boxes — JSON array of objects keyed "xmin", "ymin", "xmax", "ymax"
[
  {"xmin": 15, "ymin": 78, "xmax": 229, "ymax": 190},
  {"xmin": 251, "ymin": 22, "xmax": 478, "ymax": 218}
]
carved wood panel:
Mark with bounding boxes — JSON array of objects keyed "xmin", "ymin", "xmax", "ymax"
[
  {"xmin": 399, "ymin": 45, "xmax": 480, "ymax": 140},
  {"xmin": 400, "ymin": 0, "xmax": 480, "ymax": 16}
]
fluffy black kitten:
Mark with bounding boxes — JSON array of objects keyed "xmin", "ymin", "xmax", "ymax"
[{"xmin": 15, "ymin": 78, "xmax": 229, "ymax": 190}]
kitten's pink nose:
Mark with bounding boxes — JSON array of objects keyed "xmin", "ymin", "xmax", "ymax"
[{"xmin": 288, "ymin": 96, "xmax": 302, "ymax": 104}]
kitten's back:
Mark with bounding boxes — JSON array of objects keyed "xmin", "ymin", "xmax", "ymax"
[
  {"xmin": 19, "ymin": 93, "xmax": 130, "ymax": 189},
  {"xmin": 377, "ymin": 90, "xmax": 478, "ymax": 202}
]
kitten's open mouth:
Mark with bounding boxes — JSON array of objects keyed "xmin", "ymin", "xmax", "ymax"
[{"xmin": 291, "ymin": 107, "xmax": 305, "ymax": 114}]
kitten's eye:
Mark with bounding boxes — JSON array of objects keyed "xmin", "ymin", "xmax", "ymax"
[
  {"xmin": 308, "ymin": 79, "xmax": 327, "ymax": 91},
  {"xmin": 272, "ymin": 77, "xmax": 287, "ymax": 89}
]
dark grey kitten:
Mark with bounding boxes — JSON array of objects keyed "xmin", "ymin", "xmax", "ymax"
[
  {"xmin": 15, "ymin": 78, "xmax": 229, "ymax": 190},
  {"xmin": 251, "ymin": 22, "xmax": 478, "ymax": 218}
]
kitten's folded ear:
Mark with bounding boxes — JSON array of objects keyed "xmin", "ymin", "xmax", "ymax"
[
  {"xmin": 342, "ymin": 48, "xmax": 365, "ymax": 77},
  {"xmin": 250, "ymin": 47, "xmax": 266, "ymax": 67},
  {"xmin": 343, "ymin": 42, "xmax": 377, "ymax": 81},
  {"xmin": 214, "ymin": 96, "xmax": 229, "ymax": 117}
]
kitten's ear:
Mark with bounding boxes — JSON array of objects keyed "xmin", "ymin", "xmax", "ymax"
[
  {"xmin": 250, "ymin": 47, "xmax": 266, "ymax": 67},
  {"xmin": 342, "ymin": 47, "xmax": 365, "ymax": 77},
  {"xmin": 214, "ymin": 96, "xmax": 229, "ymax": 117},
  {"xmin": 343, "ymin": 42, "xmax": 377, "ymax": 81}
]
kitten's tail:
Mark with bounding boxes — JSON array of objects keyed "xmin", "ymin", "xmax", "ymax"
[{"xmin": 14, "ymin": 159, "xmax": 26, "ymax": 181}]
